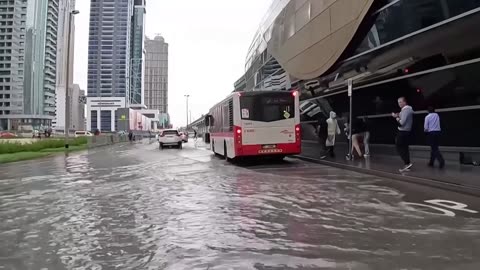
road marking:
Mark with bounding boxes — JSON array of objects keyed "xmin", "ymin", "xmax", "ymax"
[
  {"xmin": 425, "ymin": 199, "xmax": 478, "ymax": 214},
  {"xmin": 403, "ymin": 202, "xmax": 456, "ymax": 217},
  {"xmin": 358, "ymin": 185, "xmax": 401, "ymax": 196},
  {"xmin": 404, "ymin": 199, "xmax": 478, "ymax": 217}
]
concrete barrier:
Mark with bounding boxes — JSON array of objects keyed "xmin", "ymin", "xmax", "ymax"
[{"xmin": 87, "ymin": 135, "xmax": 128, "ymax": 148}]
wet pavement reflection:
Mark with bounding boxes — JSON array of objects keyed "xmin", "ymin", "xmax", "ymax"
[{"xmin": 1, "ymin": 142, "xmax": 480, "ymax": 269}]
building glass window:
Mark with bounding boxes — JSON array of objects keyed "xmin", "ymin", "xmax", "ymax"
[
  {"xmin": 91, "ymin": 110, "xmax": 98, "ymax": 130},
  {"xmin": 100, "ymin": 110, "xmax": 111, "ymax": 131}
]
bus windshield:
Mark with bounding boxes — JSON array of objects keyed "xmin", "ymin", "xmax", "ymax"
[{"xmin": 240, "ymin": 93, "xmax": 295, "ymax": 122}]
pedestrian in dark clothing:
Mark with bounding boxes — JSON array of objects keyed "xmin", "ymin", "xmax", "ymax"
[
  {"xmin": 128, "ymin": 130, "xmax": 133, "ymax": 142},
  {"xmin": 392, "ymin": 97, "xmax": 414, "ymax": 172},
  {"xmin": 424, "ymin": 106, "xmax": 445, "ymax": 168}
]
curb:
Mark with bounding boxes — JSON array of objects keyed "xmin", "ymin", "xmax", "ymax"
[{"xmin": 294, "ymin": 155, "xmax": 480, "ymax": 197}]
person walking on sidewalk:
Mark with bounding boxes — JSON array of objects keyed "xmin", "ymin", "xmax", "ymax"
[
  {"xmin": 351, "ymin": 117, "xmax": 364, "ymax": 158},
  {"xmin": 424, "ymin": 106, "xmax": 445, "ymax": 168},
  {"xmin": 362, "ymin": 117, "xmax": 371, "ymax": 157},
  {"xmin": 326, "ymin": 111, "xmax": 341, "ymax": 158},
  {"xmin": 392, "ymin": 97, "xmax": 414, "ymax": 172}
]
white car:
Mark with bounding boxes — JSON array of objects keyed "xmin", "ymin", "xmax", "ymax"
[
  {"xmin": 74, "ymin": 131, "xmax": 93, "ymax": 137},
  {"xmin": 158, "ymin": 129, "xmax": 183, "ymax": 149}
]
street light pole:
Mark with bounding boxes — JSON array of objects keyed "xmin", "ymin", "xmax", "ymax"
[
  {"xmin": 184, "ymin": 94, "xmax": 190, "ymax": 129},
  {"xmin": 64, "ymin": 9, "xmax": 79, "ymax": 149}
]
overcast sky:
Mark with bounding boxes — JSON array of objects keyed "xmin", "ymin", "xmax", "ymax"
[{"xmin": 73, "ymin": 0, "xmax": 272, "ymax": 127}]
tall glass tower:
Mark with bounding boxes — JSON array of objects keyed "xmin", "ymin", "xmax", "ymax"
[
  {"xmin": 130, "ymin": 0, "xmax": 146, "ymax": 106},
  {"xmin": 0, "ymin": 0, "xmax": 59, "ymax": 131},
  {"xmin": 86, "ymin": 0, "xmax": 134, "ymax": 131},
  {"xmin": 87, "ymin": 0, "xmax": 133, "ymax": 99}
]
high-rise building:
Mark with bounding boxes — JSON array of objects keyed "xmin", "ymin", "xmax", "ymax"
[
  {"xmin": 53, "ymin": 0, "xmax": 76, "ymax": 132},
  {"xmin": 0, "ymin": 0, "xmax": 60, "ymax": 131},
  {"xmin": 86, "ymin": 0, "xmax": 134, "ymax": 132},
  {"xmin": 130, "ymin": 0, "xmax": 146, "ymax": 107},
  {"xmin": 144, "ymin": 35, "xmax": 168, "ymax": 113}
]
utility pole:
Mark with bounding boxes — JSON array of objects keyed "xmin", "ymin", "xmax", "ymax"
[
  {"xmin": 184, "ymin": 94, "xmax": 190, "ymax": 129},
  {"xmin": 347, "ymin": 79, "xmax": 353, "ymax": 160},
  {"xmin": 64, "ymin": 9, "xmax": 80, "ymax": 149}
]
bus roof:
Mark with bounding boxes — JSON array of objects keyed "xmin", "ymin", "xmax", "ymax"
[
  {"xmin": 238, "ymin": 90, "xmax": 294, "ymax": 96},
  {"xmin": 208, "ymin": 90, "xmax": 295, "ymax": 113}
]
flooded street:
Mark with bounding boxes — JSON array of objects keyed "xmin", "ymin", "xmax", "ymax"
[{"xmin": 1, "ymin": 141, "xmax": 480, "ymax": 270}]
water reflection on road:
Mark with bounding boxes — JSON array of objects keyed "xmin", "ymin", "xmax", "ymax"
[{"xmin": 1, "ymin": 142, "xmax": 480, "ymax": 269}]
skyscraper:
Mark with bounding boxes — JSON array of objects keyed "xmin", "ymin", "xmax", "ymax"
[
  {"xmin": 130, "ymin": 0, "xmax": 146, "ymax": 107},
  {"xmin": 144, "ymin": 35, "xmax": 168, "ymax": 113},
  {"xmin": 53, "ymin": 0, "xmax": 76, "ymax": 132},
  {"xmin": 0, "ymin": 0, "xmax": 60, "ymax": 131},
  {"xmin": 86, "ymin": 0, "xmax": 134, "ymax": 132}
]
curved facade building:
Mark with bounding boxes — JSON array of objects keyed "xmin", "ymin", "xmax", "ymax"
[
  {"xmin": 240, "ymin": 0, "xmax": 480, "ymax": 149},
  {"xmin": 267, "ymin": 0, "xmax": 375, "ymax": 79}
]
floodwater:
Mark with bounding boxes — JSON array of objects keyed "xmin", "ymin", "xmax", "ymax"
[{"xmin": 1, "ymin": 141, "xmax": 480, "ymax": 269}]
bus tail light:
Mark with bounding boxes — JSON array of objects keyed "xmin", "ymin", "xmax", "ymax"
[
  {"xmin": 295, "ymin": 125, "xmax": 301, "ymax": 141},
  {"xmin": 234, "ymin": 126, "xmax": 242, "ymax": 143},
  {"xmin": 292, "ymin": 91, "xmax": 298, "ymax": 97}
]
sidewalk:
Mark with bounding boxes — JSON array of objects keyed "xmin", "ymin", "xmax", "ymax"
[{"xmin": 298, "ymin": 141, "xmax": 480, "ymax": 196}]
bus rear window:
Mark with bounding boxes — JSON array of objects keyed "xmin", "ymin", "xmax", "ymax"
[
  {"xmin": 162, "ymin": 130, "xmax": 179, "ymax": 136},
  {"xmin": 240, "ymin": 94, "xmax": 295, "ymax": 122}
]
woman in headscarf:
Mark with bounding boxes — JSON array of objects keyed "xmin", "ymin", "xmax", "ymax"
[{"xmin": 325, "ymin": 111, "xmax": 341, "ymax": 157}]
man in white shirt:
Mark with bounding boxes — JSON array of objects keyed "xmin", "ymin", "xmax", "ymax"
[
  {"xmin": 392, "ymin": 97, "xmax": 414, "ymax": 172},
  {"xmin": 424, "ymin": 106, "xmax": 445, "ymax": 168}
]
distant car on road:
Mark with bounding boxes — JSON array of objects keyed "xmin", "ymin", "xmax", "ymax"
[
  {"xmin": 0, "ymin": 131, "xmax": 17, "ymax": 138},
  {"xmin": 158, "ymin": 129, "xmax": 183, "ymax": 149},
  {"xmin": 74, "ymin": 131, "xmax": 93, "ymax": 138},
  {"xmin": 179, "ymin": 132, "xmax": 188, "ymax": 143}
]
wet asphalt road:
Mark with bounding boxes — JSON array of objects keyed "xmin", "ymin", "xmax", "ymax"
[{"xmin": 1, "ymin": 140, "xmax": 480, "ymax": 270}]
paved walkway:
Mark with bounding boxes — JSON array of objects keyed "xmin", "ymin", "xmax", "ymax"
[{"xmin": 299, "ymin": 141, "xmax": 480, "ymax": 196}]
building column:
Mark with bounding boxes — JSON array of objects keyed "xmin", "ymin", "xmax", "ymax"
[
  {"xmin": 111, "ymin": 109, "xmax": 116, "ymax": 132},
  {"xmin": 97, "ymin": 109, "xmax": 101, "ymax": 131},
  {"xmin": 86, "ymin": 102, "xmax": 91, "ymax": 131}
]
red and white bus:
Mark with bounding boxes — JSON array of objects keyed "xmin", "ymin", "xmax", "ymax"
[{"xmin": 205, "ymin": 90, "xmax": 301, "ymax": 160}]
